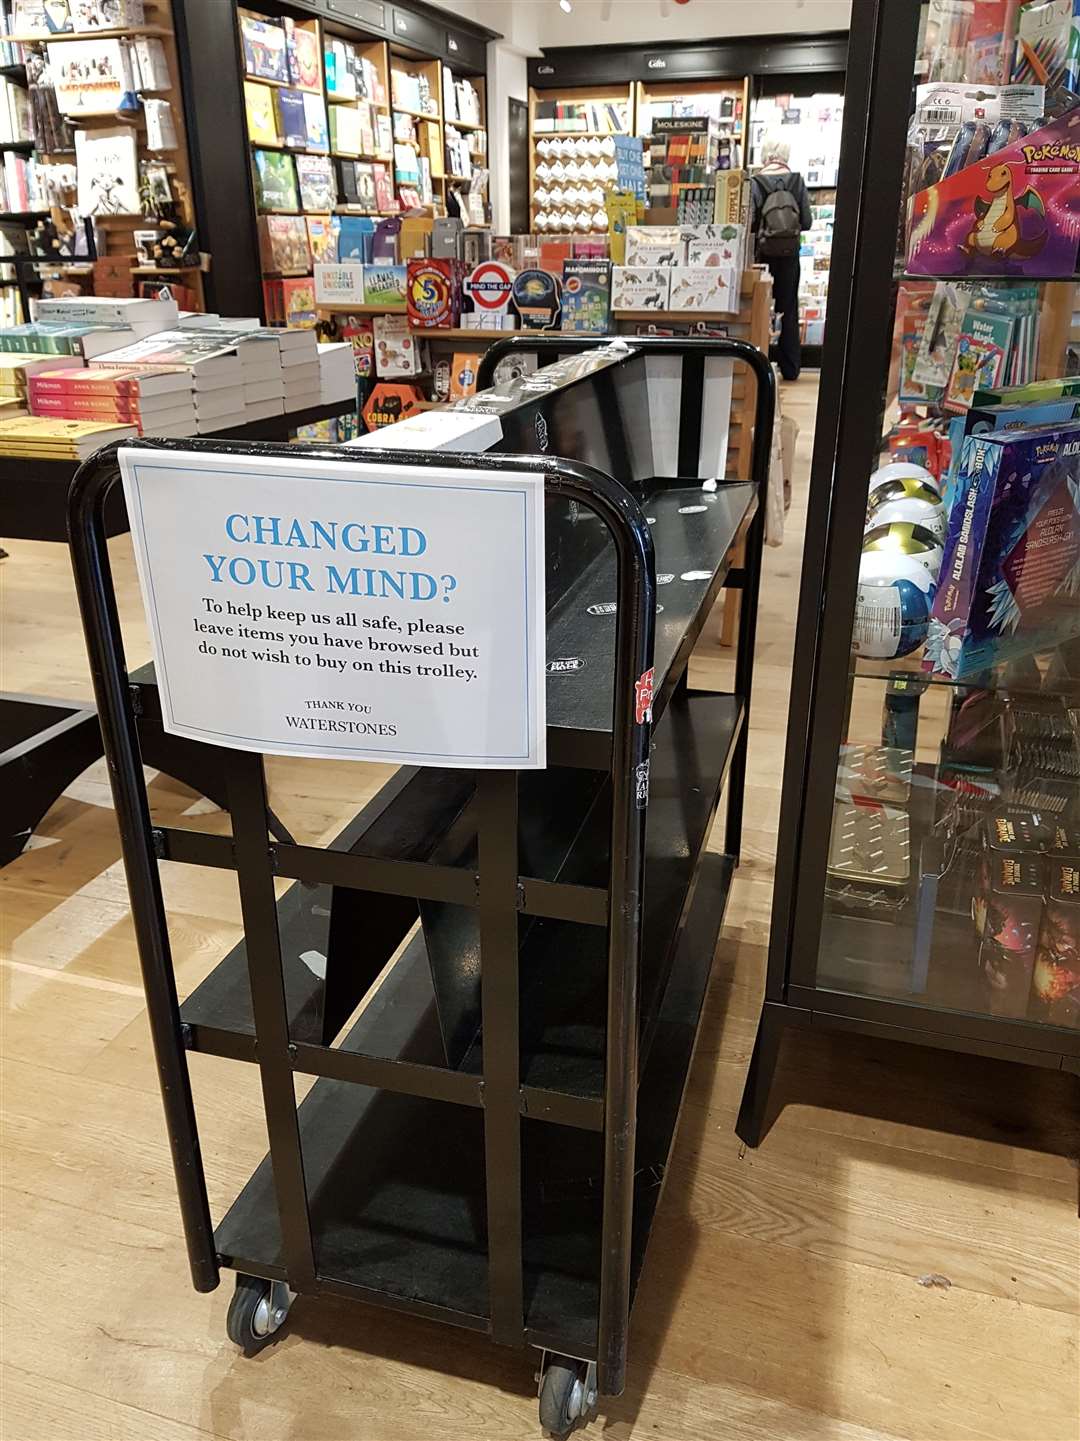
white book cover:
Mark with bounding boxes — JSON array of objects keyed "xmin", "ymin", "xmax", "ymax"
[
  {"xmin": 283, "ymin": 389, "xmax": 321, "ymax": 412},
  {"xmin": 75, "ymin": 126, "xmax": 140, "ymax": 216},
  {"xmin": 196, "ymin": 412, "xmax": 247, "ymax": 434},
  {"xmin": 49, "ymin": 38, "xmax": 134, "ymax": 115},
  {"xmin": 243, "ymin": 397, "xmax": 286, "ymax": 419},
  {"xmin": 279, "ymin": 360, "xmax": 318, "ymax": 383},
  {"xmin": 137, "ymin": 405, "xmax": 197, "ymax": 430},
  {"xmin": 36, "ymin": 295, "xmax": 179, "ymax": 327},
  {"xmin": 243, "ymin": 378, "xmax": 285, "ymax": 403},
  {"xmin": 193, "ymin": 385, "xmax": 247, "ymax": 418},
  {"xmin": 345, "ymin": 411, "xmax": 502, "ymax": 453}
]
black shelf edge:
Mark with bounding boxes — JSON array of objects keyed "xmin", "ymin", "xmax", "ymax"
[
  {"xmin": 895, "ymin": 268, "xmax": 1080, "ymax": 284},
  {"xmin": 0, "ymin": 139, "xmax": 33, "ymax": 151},
  {"xmin": 0, "ymin": 210, "xmax": 48, "ymax": 223},
  {"xmin": 787, "ymin": 982, "xmax": 1080, "ymax": 1063}
]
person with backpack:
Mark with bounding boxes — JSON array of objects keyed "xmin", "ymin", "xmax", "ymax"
[{"xmin": 751, "ymin": 135, "xmax": 813, "ymax": 382}]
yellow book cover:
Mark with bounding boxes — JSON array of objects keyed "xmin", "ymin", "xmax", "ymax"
[
  {"xmin": 244, "ymin": 80, "xmax": 281, "ymax": 147},
  {"xmin": 0, "ymin": 416, "xmax": 135, "ymax": 440}
]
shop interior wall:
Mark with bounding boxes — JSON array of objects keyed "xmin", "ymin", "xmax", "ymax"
[{"xmin": 455, "ymin": 0, "xmax": 852, "ymax": 46}]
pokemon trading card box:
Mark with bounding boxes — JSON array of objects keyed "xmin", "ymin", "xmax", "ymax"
[
  {"xmin": 925, "ymin": 421, "xmax": 1080, "ymax": 679},
  {"xmin": 907, "ymin": 108, "xmax": 1080, "ymax": 277}
]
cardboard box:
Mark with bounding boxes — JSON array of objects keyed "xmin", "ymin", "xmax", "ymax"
[
  {"xmin": 624, "ymin": 225, "xmax": 683, "ymax": 267},
  {"xmin": 667, "ymin": 265, "xmax": 739, "ymax": 313},
  {"xmin": 362, "ymin": 264, "xmax": 408, "ymax": 311},
  {"xmin": 714, "ymin": 169, "xmax": 749, "ymax": 228},
  {"xmin": 611, "ymin": 266, "xmax": 671, "ymax": 312},
  {"xmin": 314, "ymin": 263, "xmax": 365, "ymax": 307}
]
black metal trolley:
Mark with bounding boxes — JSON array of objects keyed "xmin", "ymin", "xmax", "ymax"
[{"xmin": 67, "ymin": 337, "xmax": 773, "ymax": 1435}]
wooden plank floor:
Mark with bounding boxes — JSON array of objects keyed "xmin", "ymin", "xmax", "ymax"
[{"xmin": 1, "ymin": 376, "xmax": 1077, "ymax": 1441}]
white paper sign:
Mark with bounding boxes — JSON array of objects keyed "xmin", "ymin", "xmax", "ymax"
[{"xmin": 120, "ymin": 448, "xmax": 546, "ymax": 767}]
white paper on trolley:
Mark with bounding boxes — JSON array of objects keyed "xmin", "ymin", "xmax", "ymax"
[{"xmin": 119, "ymin": 447, "xmax": 547, "ymax": 767}]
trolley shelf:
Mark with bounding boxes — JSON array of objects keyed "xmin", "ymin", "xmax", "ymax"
[
  {"xmin": 545, "ymin": 481, "xmax": 756, "ymax": 765},
  {"xmin": 180, "ymin": 691, "xmax": 743, "ymax": 1120},
  {"xmin": 214, "ymin": 848, "xmax": 734, "ymax": 1353}
]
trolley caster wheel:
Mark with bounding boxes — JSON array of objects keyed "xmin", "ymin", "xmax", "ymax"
[
  {"xmin": 226, "ymin": 1275, "xmax": 292, "ymax": 1356},
  {"xmin": 538, "ymin": 1356, "xmax": 598, "ymax": 1437}
]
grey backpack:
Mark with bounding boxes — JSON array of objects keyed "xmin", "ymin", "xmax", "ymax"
[{"xmin": 757, "ymin": 185, "xmax": 802, "ymax": 258}]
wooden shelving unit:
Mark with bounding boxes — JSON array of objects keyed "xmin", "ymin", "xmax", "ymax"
[
  {"xmin": 528, "ymin": 83, "xmax": 634, "ymax": 232},
  {"xmin": 2, "ymin": 0, "xmax": 207, "ymax": 312},
  {"xmin": 634, "ymin": 75, "xmax": 751, "ymax": 169}
]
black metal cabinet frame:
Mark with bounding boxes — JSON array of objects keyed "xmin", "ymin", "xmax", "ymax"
[{"xmin": 737, "ymin": 0, "xmax": 1080, "ymax": 1151}]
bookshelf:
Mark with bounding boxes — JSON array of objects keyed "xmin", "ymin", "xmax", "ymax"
[
  {"xmin": 528, "ymin": 83, "xmax": 634, "ymax": 234},
  {"xmin": 236, "ymin": 3, "xmax": 490, "ymax": 329},
  {"xmin": 0, "ymin": 0, "xmax": 207, "ymax": 315},
  {"xmin": 635, "ymin": 76, "xmax": 750, "ymax": 175}
]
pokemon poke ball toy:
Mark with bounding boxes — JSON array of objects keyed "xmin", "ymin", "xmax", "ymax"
[
  {"xmin": 866, "ymin": 475, "xmax": 947, "ymax": 542},
  {"xmin": 872, "ymin": 460, "xmax": 940, "ymax": 493},
  {"xmin": 851, "ymin": 549, "xmax": 936, "ymax": 660},
  {"xmin": 862, "ymin": 520, "xmax": 944, "ymax": 580}
]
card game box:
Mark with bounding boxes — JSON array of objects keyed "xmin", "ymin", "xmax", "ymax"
[
  {"xmin": 667, "ymin": 265, "xmax": 738, "ymax": 312},
  {"xmin": 1031, "ymin": 858, "xmax": 1080, "ymax": 1027},
  {"xmin": 925, "ymin": 421, "xmax": 1080, "ymax": 679},
  {"xmin": 362, "ymin": 264, "xmax": 407, "ymax": 311},
  {"xmin": 314, "ymin": 262, "xmax": 364, "ymax": 307},
  {"xmin": 974, "ymin": 809, "xmax": 1047, "ymax": 1017},
  {"xmin": 611, "ymin": 265, "xmax": 670, "ymax": 311},
  {"xmin": 560, "ymin": 259, "xmax": 612, "ymax": 333},
  {"xmin": 907, "ymin": 108, "xmax": 1080, "ymax": 278}
]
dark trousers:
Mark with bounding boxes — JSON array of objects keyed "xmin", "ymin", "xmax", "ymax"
[{"xmin": 767, "ymin": 254, "xmax": 802, "ymax": 381}]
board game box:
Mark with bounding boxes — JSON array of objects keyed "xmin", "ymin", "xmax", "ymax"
[
  {"xmin": 925, "ymin": 421, "xmax": 1080, "ymax": 679},
  {"xmin": 560, "ymin": 259, "xmax": 612, "ymax": 333}
]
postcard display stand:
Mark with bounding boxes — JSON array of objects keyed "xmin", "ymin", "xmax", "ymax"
[{"xmin": 68, "ymin": 334, "xmax": 773, "ymax": 1434}]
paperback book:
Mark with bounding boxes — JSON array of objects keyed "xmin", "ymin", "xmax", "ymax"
[
  {"xmin": 303, "ymin": 92, "xmax": 329, "ymax": 152},
  {"xmin": 275, "ymin": 88, "xmax": 307, "ymax": 149},
  {"xmin": 75, "ymin": 126, "xmax": 139, "ymax": 215},
  {"xmin": 244, "ymin": 80, "xmax": 279, "ymax": 147},
  {"xmin": 283, "ymin": 17, "xmax": 321, "ymax": 92},
  {"xmin": 296, "ymin": 154, "xmax": 335, "ymax": 212},
  {"xmin": 258, "ymin": 214, "xmax": 310, "ymax": 275},
  {"xmin": 239, "ymin": 12, "xmax": 287, "ymax": 84},
  {"xmin": 48, "ymin": 37, "xmax": 135, "ymax": 114},
  {"xmin": 253, "ymin": 148, "xmax": 299, "ymax": 212}
]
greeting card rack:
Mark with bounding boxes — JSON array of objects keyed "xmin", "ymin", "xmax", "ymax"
[{"xmin": 67, "ymin": 334, "xmax": 773, "ymax": 1436}]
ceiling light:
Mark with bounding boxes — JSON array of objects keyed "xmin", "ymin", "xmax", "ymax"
[{"xmin": 559, "ymin": 0, "xmax": 573, "ymax": 11}]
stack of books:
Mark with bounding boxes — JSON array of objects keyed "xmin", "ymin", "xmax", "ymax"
[
  {"xmin": 27, "ymin": 365, "xmax": 197, "ymax": 438},
  {"xmin": 279, "ymin": 328, "xmax": 321, "ymax": 410},
  {"xmin": 88, "ymin": 328, "xmax": 246, "ymax": 434},
  {"xmin": 317, "ymin": 341, "xmax": 356, "ymax": 405},
  {"xmin": 0, "ymin": 352, "xmax": 81, "ymax": 415},
  {"xmin": 0, "ymin": 321, "xmax": 151, "ymax": 361},
  {"xmin": 0, "ymin": 415, "xmax": 138, "ymax": 460},
  {"xmin": 181, "ymin": 319, "xmax": 288, "ymax": 422}
]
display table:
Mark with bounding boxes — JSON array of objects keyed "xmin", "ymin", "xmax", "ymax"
[
  {"xmin": 0, "ymin": 399, "xmax": 356, "ymax": 862},
  {"xmin": 0, "ymin": 401, "xmax": 356, "ymax": 543}
]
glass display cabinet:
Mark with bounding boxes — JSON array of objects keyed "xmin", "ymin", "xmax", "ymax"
[{"xmin": 739, "ymin": 0, "xmax": 1080, "ymax": 1145}]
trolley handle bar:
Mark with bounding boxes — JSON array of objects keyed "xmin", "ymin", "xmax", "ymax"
[{"xmin": 476, "ymin": 332, "xmax": 777, "ymax": 497}]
